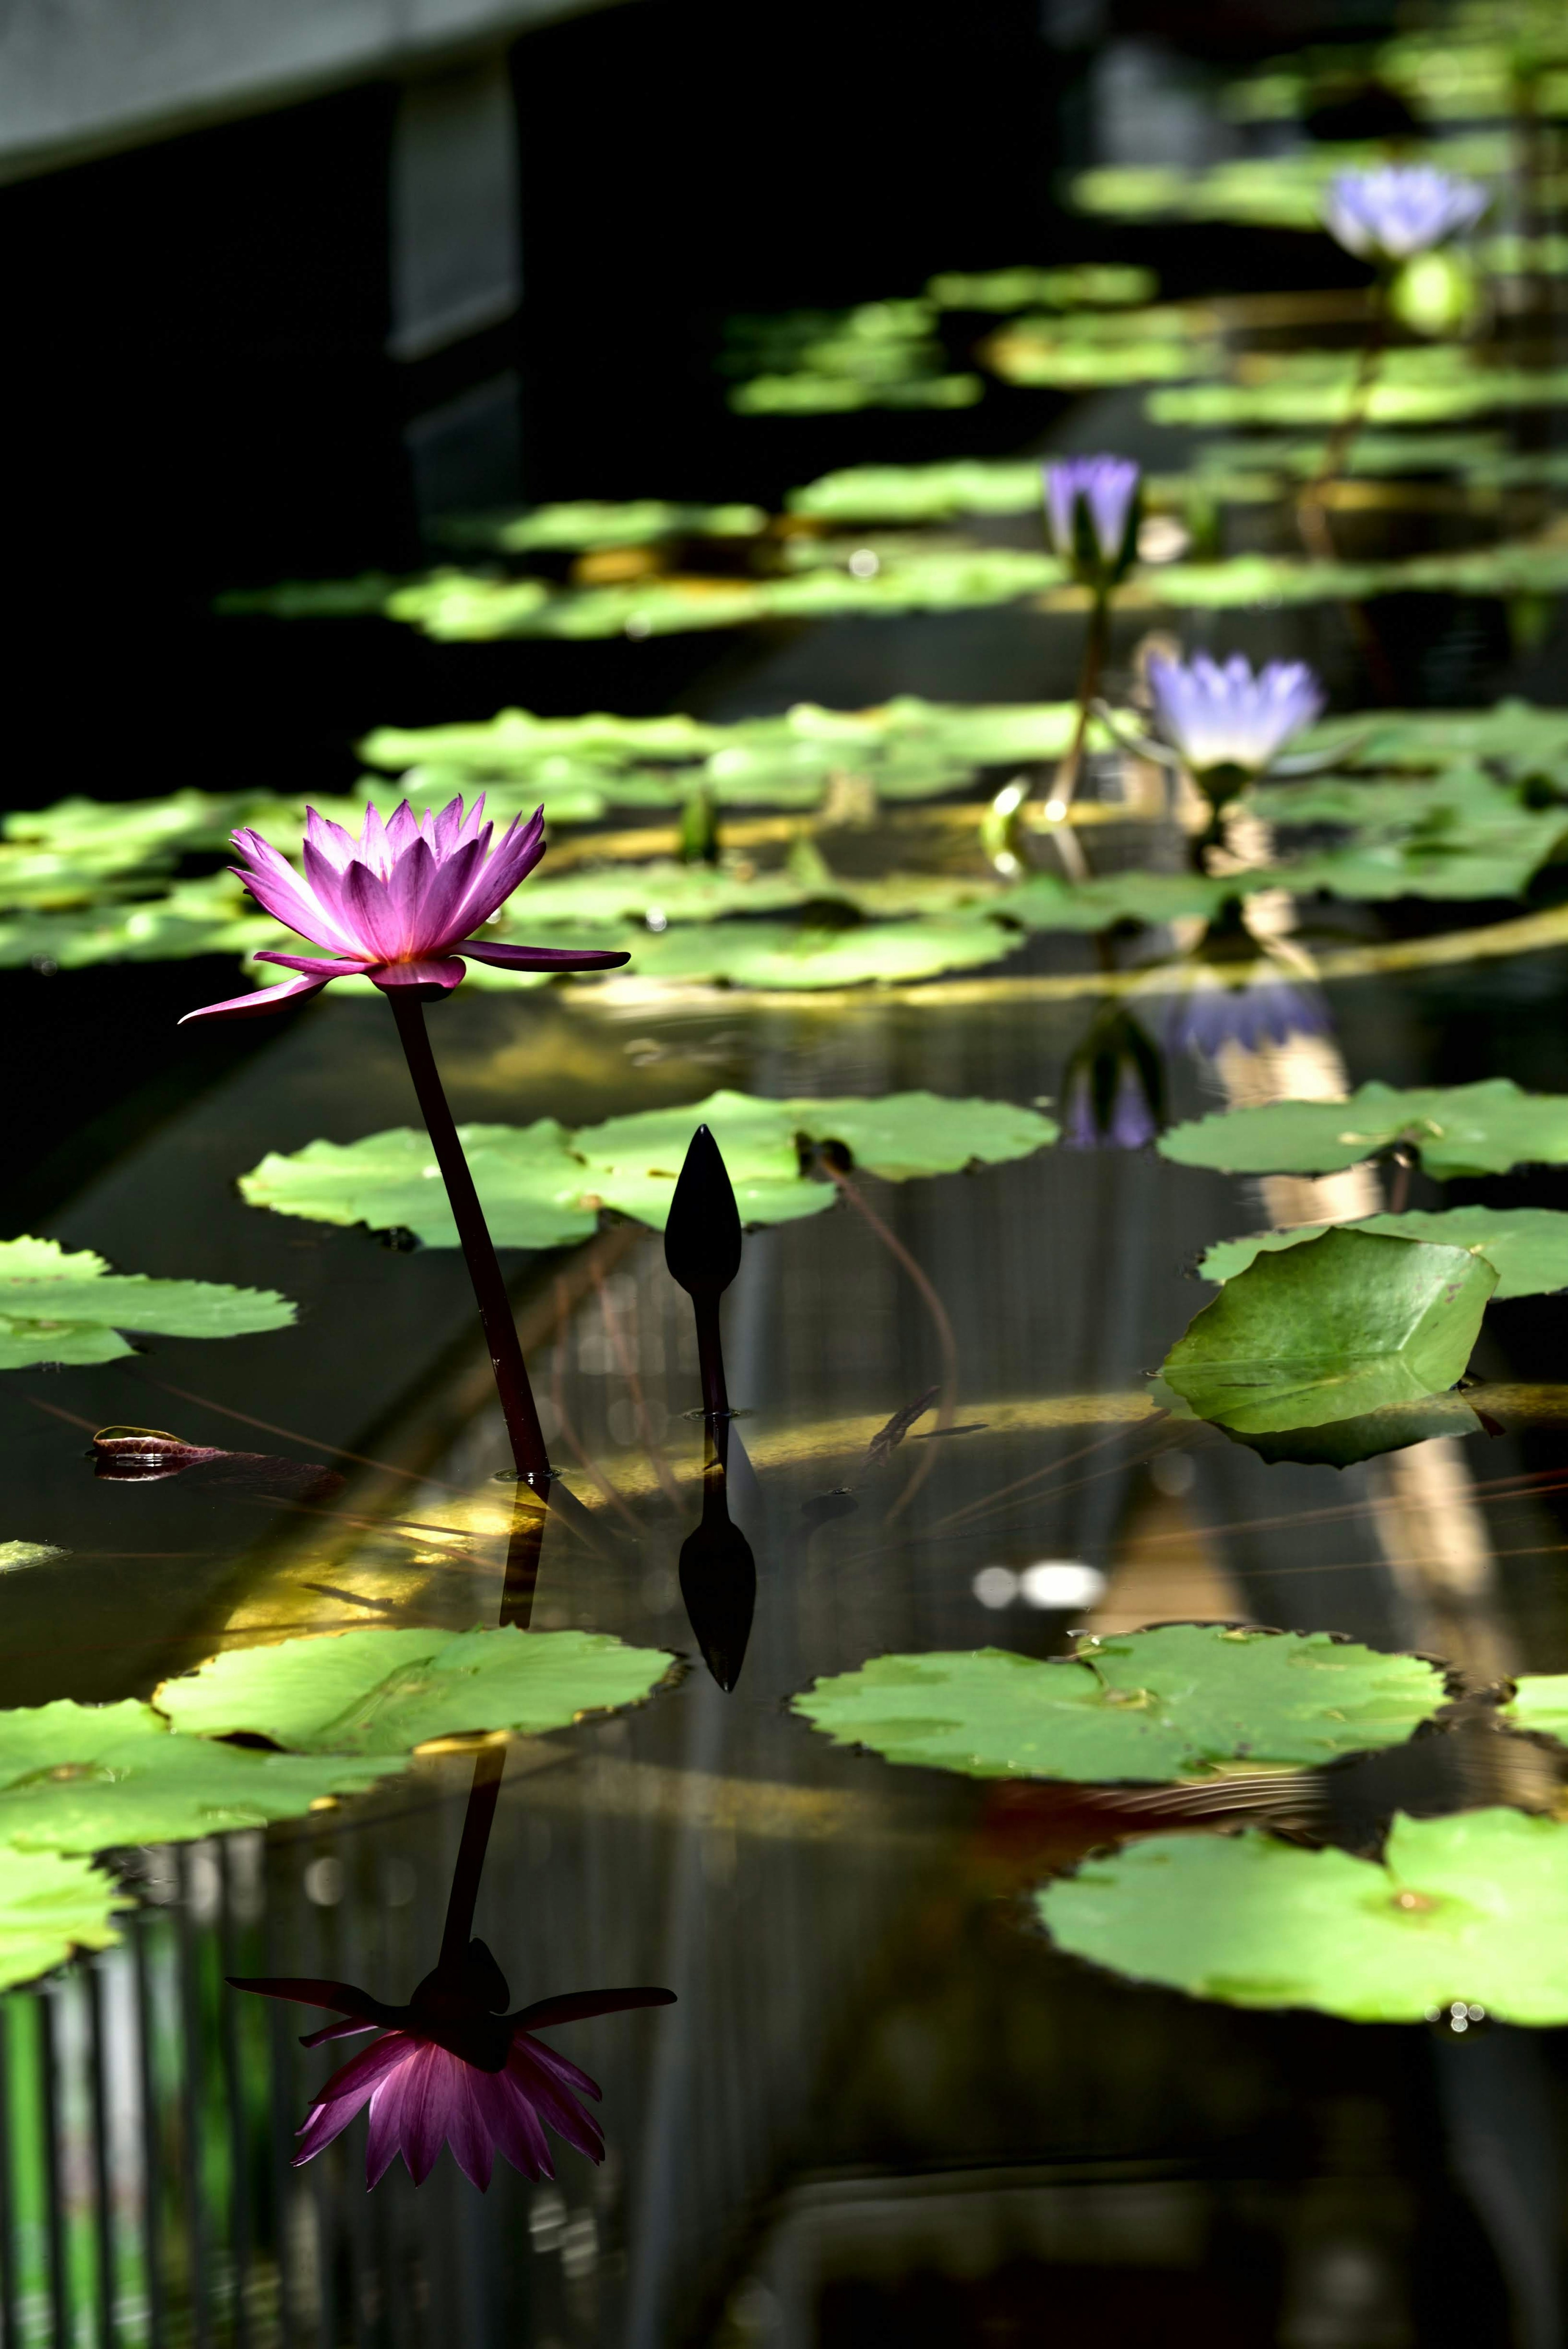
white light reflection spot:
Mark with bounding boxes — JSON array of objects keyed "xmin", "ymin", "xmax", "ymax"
[
  {"xmin": 847, "ymin": 548, "xmax": 880, "ymax": 578},
  {"xmin": 973, "ymin": 1565, "xmax": 1018, "ymax": 1609},
  {"xmin": 1020, "ymin": 1560, "xmax": 1107, "ymax": 1611}
]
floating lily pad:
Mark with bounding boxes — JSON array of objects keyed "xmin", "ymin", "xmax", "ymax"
[
  {"xmin": 240, "ymin": 1090, "xmax": 1059, "ymax": 1246},
  {"xmin": 1037, "ymin": 1809, "xmax": 1568, "ymax": 2023},
  {"xmin": 793, "ymin": 1625, "xmax": 1446, "ymax": 1784},
  {"xmin": 0, "ymin": 1849, "xmax": 129, "ymax": 1995},
  {"xmin": 0, "ymin": 1237, "xmax": 296, "ymax": 1369},
  {"xmin": 155, "ymin": 1625, "xmax": 673, "ymax": 1755},
  {"xmin": 1200, "ymin": 1207, "xmax": 1568, "ymax": 1301},
  {"xmin": 1159, "ymin": 1228, "xmax": 1495, "ymax": 1435},
  {"xmin": 1499, "ymin": 1675, "xmax": 1568, "ymax": 1746},
  {"xmin": 435, "ymin": 500, "xmax": 768, "ymax": 554},
  {"xmin": 1160, "ymin": 1080, "xmax": 1568, "ymax": 1181},
  {"xmin": 0, "ymin": 1542, "xmax": 67, "ymax": 1574},
  {"xmin": 0, "ymin": 1699, "xmax": 402, "ymax": 1852}
]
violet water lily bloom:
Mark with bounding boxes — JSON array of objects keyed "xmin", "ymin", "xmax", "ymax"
[
  {"xmin": 1146, "ymin": 652, "xmax": 1325, "ymax": 798},
  {"xmin": 1042, "ymin": 455, "xmax": 1142, "ymax": 590},
  {"xmin": 181, "ymin": 793, "xmax": 627, "ymax": 1023},
  {"xmin": 233, "ymin": 1954, "xmax": 675, "ymax": 2190},
  {"xmin": 1060, "ymin": 1011, "xmax": 1165, "ymax": 1150},
  {"xmin": 1323, "ymin": 165, "xmax": 1488, "ymax": 265}
]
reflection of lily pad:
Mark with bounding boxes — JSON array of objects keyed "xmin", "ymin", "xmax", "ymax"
[
  {"xmin": 0, "ymin": 1237, "xmax": 296, "ymax": 1369},
  {"xmin": 240, "ymin": 1090, "xmax": 1059, "ymax": 1247},
  {"xmin": 1200, "ymin": 1206, "xmax": 1568, "ymax": 1301},
  {"xmin": 0, "ymin": 1700, "xmax": 402, "ymax": 1851},
  {"xmin": 793, "ymin": 1625, "xmax": 1446, "ymax": 1784},
  {"xmin": 1038, "ymin": 1809, "xmax": 1568, "ymax": 2023},
  {"xmin": 155, "ymin": 1625, "xmax": 674, "ymax": 1755},
  {"xmin": 1160, "ymin": 1080, "xmax": 1568, "ymax": 1181},
  {"xmin": 1160, "ymin": 1228, "xmax": 1495, "ymax": 1435},
  {"xmin": 1499, "ymin": 1675, "xmax": 1568, "ymax": 1747},
  {"xmin": 0, "ymin": 1848, "xmax": 129, "ymax": 1995},
  {"xmin": 1219, "ymin": 1391, "xmax": 1486, "ymax": 1470}
]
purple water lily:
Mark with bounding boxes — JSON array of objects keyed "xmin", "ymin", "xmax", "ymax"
[
  {"xmin": 1042, "ymin": 455, "xmax": 1142, "ymax": 590},
  {"xmin": 1061, "ymin": 1011, "xmax": 1165, "ymax": 1150},
  {"xmin": 1323, "ymin": 165, "xmax": 1488, "ymax": 265},
  {"xmin": 1163, "ymin": 964, "xmax": 1331, "ymax": 1059},
  {"xmin": 180, "ymin": 794, "xmax": 626, "ymax": 1023},
  {"xmin": 234, "ymin": 1956, "xmax": 675, "ymax": 2191},
  {"xmin": 1146, "ymin": 653, "xmax": 1325, "ymax": 796}
]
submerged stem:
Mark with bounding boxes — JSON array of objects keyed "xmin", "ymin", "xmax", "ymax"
[{"xmin": 387, "ymin": 991, "xmax": 551, "ymax": 1487}]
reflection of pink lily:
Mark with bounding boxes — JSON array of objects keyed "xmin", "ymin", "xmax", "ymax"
[
  {"xmin": 234, "ymin": 1953, "xmax": 674, "ymax": 2189},
  {"xmin": 180, "ymin": 796, "xmax": 627, "ymax": 1024}
]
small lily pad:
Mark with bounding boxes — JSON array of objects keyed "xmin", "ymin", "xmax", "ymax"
[
  {"xmin": 1037, "ymin": 1809, "xmax": 1568, "ymax": 2023},
  {"xmin": 0, "ymin": 1849, "xmax": 129, "ymax": 1994},
  {"xmin": 793, "ymin": 1625, "xmax": 1446, "ymax": 1784},
  {"xmin": 1200, "ymin": 1206, "xmax": 1568, "ymax": 1302},
  {"xmin": 0, "ymin": 1699, "xmax": 403, "ymax": 1851},
  {"xmin": 1160, "ymin": 1080, "xmax": 1568, "ymax": 1182},
  {"xmin": 0, "ymin": 1237, "xmax": 296, "ymax": 1369},
  {"xmin": 1499, "ymin": 1675, "xmax": 1568, "ymax": 1747},
  {"xmin": 1160, "ymin": 1228, "xmax": 1495, "ymax": 1435},
  {"xmin": 239, "ymin": 1090, "xmax": 1059, "ymax": 1247},
  {"xmin": 154, "ymin": 1625, "xmax": 674, "ymax": 1755}
]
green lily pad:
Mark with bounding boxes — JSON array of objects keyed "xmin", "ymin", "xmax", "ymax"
[
  {"xmin": 435, "ymin": 500, "xmax": 767, "ymax": 554},
  {"xmin": 1160, "ymin": 1228, "xmax": 1496, "ymax": 1435},
  {"xmin": 155, "ymin": 1625, "xmax": 673, "ymax": 1756},
  {"xmin": 0, "ymin": 1542, "xmax": 67, "ymax": 1574},
  {"xmin": 0, "ymin": 1849, "xmax": 129, "ymax": 1994},
  {"xmin": 1498, "ymin": 1674, "xmax": 1568, "ymax": 1746},
  {"xmin": 1160, "ymin": 1080, "xmax": 1568, "ymax": 1181},
  {"xmin": 239, "ymin": 1089, "xmax": 1059, "ymax": 1246},
  {"xmin": 1200, "ymin": 1206, "xmax": 1568, "ymax": 1301},
  {"xmin": 793, "ymin": 1625, "xmax": 1446, "ymax": 1784},
  {"xmin": 0, "ymin": 1237, "xmax": 296, "ymax": 1369},
  {"xmin": 0, "ymin": 1699, "xmax": 402, "ymax": 1852},
  {"xmin": 1037, "ymin": 1809, "xmax": 1568, "ymax": 2023}
]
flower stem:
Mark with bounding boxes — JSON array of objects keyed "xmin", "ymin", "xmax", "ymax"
[
  {"xmin": 1047, "ymin": 591, "xmax": 1110, "ymax": 881},
  {"xmin": 436, "ymin": 1743, "xmax": 508, "ymax": 1983},
  {"xmin": 1297, "ymin": 283, "xmax": 1388, "ymax": 558},
  {"xmin": 387, "ymin": 992, "xmax": 551, "ymax": 1487}
]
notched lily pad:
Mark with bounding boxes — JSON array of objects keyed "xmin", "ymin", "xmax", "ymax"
[
  {"xmin": 154, "ymin": 1625, "xmax": 675, "ymax": 1756},
  {"xmin": 1200, "ymin": 1206, "xmax": 1568, "ymax": 1302},
  {"xmin": 0, "ymin": 1698, "xmax": 402, "ymax": 1851},
  {"xmin": 1159, "ymin": 1228, "xmax": 1495, "ymax": 1436},
  {"xmin": 793, "ymin": 1624, "xmax": 1446, "ymax": 1785},
  {"xmin": 1499, "ymin": 1674, "xmax": 1568, "ymax": 1748},
  {"xmin": 1037, "ymin": 1808, "xmax": 1568, "ymax": 2023},
  {"xmin": 0, "ymin": 1237, "xmax": 296, "ymax": 1369},
  {"xmin": 1160, "ymin": 1080, "xmax": 1568, "ymax": 1181},
  {"xmin": 0, "ymin": 1848, "xmax": 129, "ymax": 1995}
]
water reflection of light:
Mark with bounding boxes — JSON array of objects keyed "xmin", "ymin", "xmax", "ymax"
[{"xmin": 972, "ymin": 1561, "xmax": 1107, "ymax": 1610}]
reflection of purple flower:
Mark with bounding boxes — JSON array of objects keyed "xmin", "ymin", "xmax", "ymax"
[
  {"xmin": 1323, "ymin": 166, "xmax": 1488, "ymax": 264},
  {"xmin": 1163, "ymin": 965, "xmax": 1331, "ymax": 1059},
  {"xmin": 234, "ymin": 1957, "xmax": 674, "ymax": 2190},
  {"xmin": 1061, "ymin": 1011, "xmax": 1165, "ymax": 1148},
  {"xmin": 182, "ymin": 795, "xmax": 628, "ymax": 1025},
  {"xmin": 1042, "ymin": 455, "xmax": 1142, "ymax": 589},
  {"xmin": 1147, "ymin": 653, "xmax": 1325, "ymax": 796}
]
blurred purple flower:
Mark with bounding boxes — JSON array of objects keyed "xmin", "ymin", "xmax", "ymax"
[
  {"xmin": 1323, "ymin": 165, "xmax": 1488, "ymax": 264},
  {"xmin": 181, "ymin": 794, "xmax": 627, "ymax": 1024},
  {"xmin": 1061, "ymin": 1011, "xmax": 1165, "ymax": 1149},
  {"xmin": 1147, "ymin": 652, "xmax": 1325, "ymax": 800},
  {"xmin": 1164, "ymin": 967, "xmax": 1331, "ymax": 1059},
  {"xmin": 233, "ymin": 1954, "xmax": 674, "ymax": 2190},
  {"xmin": 1042, "ymin": 455, "xmax": 1142, "ymax": 590}
]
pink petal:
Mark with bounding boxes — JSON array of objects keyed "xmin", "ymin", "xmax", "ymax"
[
  {"xmin": 254, "ymin": 951, "xmax": 374, "ymax": 977},
  {"xmin": 301, "ymin": 839, "xmax": 368, "ymax": 946},
  {"xmin": 315, "ymin": 2031, "xmax": 420, "ymax": 2109},
  {"xmin": 178, "ymin": 975, "xmax": 329, "ymax": 1026},
  {"xmin": 303, "ymin": 808, "xmax": 363, "ymax": 873},
  {"xmin": 342, "ymin": 861, "xmax": 406, "ymax": 961},
  {"xmin": 359, "ymin": 804, "xmax": 392, "ymax": 878},
  {"xmin": 384, "ymin": 802, "xmax": 421, "ymax": 857},
  {"xmin": 403, "ymin": 834, "xmax": 488, "ymax": 953},
  {"xmin": 367, "ymin": 957, "xmax": 466, "ymax": 992},
  {"xmin": 232, "ymin": 836, "xmax": 352, "ymax": 950},
  {"xmin": 365, "ymin": 2078, "xmax": 408, "ymax": 2187},
  {"xmin": 508, "ymin": 2041, "xmax": 605, "ymax": 2161},
  {"xmin": 381, "ymin": 834, "xmax": 439, "ymax": 956},
  {"xmin": 294, "ymin": 2095, "xmax": 370, "ymax": 2167},
  {"xmin": 451, "ymin": 812, "xmax": 546, "ymax": 930},
  {"xmin": 301, "ymin": 2018, "xmax": 379, "ymax": 2048},
  {"xmin": 397, "ymin": 2044, "xmax": 463, "ymax": 2186},
  {"xmin": 459, "ymin": 940, "xmax": 629, "ymax": 973},
  {"xmin": 445, "ymin": 2065, "xmax": 497, "ymax": 2190},
  {"xmin": 477, "ymin": 2068, "xmax": 553, "ymax": 2182},
  {"xmin": 429, "ymin": 796, "xmax": 472, "ymax": 855},
  {"xmin": 518, "ymin": 2037, "xmax": 603, "ymax": 2102}
]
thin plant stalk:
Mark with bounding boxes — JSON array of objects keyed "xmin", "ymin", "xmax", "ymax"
[
  {"xmin": 1296, "ymin": 284, "xmax": 1389, "ymax": 561},
  {"xmin": 388, "ymin": 992, "xmax": 551, "ymax": 1487},
  {"xmin": 434, "ymin": 1744, "xmax": 509, "ymax": 1986},
  {"xmin": 1046, "ymin": 591, "xmax": 1110, "ymax": 880}
]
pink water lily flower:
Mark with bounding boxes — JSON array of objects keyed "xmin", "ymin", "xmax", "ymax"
[
  {"xmin": 234, "ymin": 1961, "xmax": 675, "ymax": 2190},
  {"xmin": 181, "ymin": 793, "xmax": 628, "ymax": 1023}
]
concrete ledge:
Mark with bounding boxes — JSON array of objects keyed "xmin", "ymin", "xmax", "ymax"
[{"xmin": 0, "ymin": 0, "xmax": 628, "ymax": 184}]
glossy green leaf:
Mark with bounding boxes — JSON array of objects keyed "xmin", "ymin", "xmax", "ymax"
[
  {"xmin": 1159, "ymin": 1228, "xmax": 1496, "ymax": 1435},
  {"xmin": 0, "ymin": 1849, "xmax": 129, "ymax": 1994},
  {"xmin": 0, "ymin": 1542, "xmax": 67, "ymax": 1574},
  {"xmin": 1498, "ymin": 1674, "xmax": 1568, "ymax": 1746},
  {"xmin": 155, "ymin": 1625, "xmax": 673, "ymax": 1756},
  {"xmin": 0, "ymin": 1237, "xmax": 296, "ymax": 1370},
  {"xmin": 1200, "ymin": 1206, "xmax": 1568, "ymax": 1301},
  {"xmin": 435, "ymin": 500, "xmax": 767, "ymax": 553},
  {"xmin": 0, "ymin": 1700, "xmax": 402, "ymax": 1852},
  {"xmin": 239, "ymin": 1089, "xmax": 1058, "ymax": 1246},
  {"xmin": 1038, "ymin": 1809, "xmax": 1568, "ymax": 2023},
  {"xmin": 794, "ymin": 1625, "xmax": 1446, "ymax": 1783},
  {"xmin": 1161, "ymin": 1080, "xmax": 1568, "ymax": 1180}
]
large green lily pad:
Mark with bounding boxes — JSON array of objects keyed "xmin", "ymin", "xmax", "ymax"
[
  {"xmin": 0, "ymin": 1237, "xmax": 296, "ymax": 1369},
  {"xmin": 0, "ymin": 1699, "xmax": 402, "ymax": 1851},
  {"xmin": 1038, "ymin": 1809, "xmax": 1568, "ymax": 2023},
  {"xmin": 155, "ymin": 1625, "xmax": 673, "ymax": 1755},
  {"xmin": 1159, "ymin": 1228, "xmax": 1496, "ymax": 1435},
  {"xmin": 793, "ymin": 1625, "xmax": 1445, "ymax": 1785},
  {"xmin": 240, "ymin": 1089, "xmax": 1059, "ymax": 1246},
  {"xmin": 1160, "ymin": 1081, "xmax": 1568, "ymax": 1182},
  {"xmin": 1499, "ymin": 1675, "xmax": 1568, "ymax": 1747},
  {"xmin": 1200, "ymin": 1207, "xmax": 1568, "ymax": 1302},
  {"xmin": 0, "ymin": 1849, "xmax": 129, "ymax": 1995}
]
